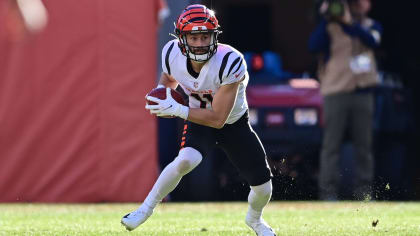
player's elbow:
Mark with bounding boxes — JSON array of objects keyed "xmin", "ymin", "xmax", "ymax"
[
  {"xmin": 213, "ymin": 121, "xmax": 225, "ymax": 129},
  {"xmin": 207, "ymin": 110, "xmax": 228, "ymax": 129},
  {"xmin": 210, "ymin": 117, "xmax": 226, "ymax": 129},
  {"xmin": 216, "ymin": 112, "xmax": 232, "ymax": 129}
]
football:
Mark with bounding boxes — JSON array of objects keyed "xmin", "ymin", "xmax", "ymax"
[{"xmin": 146, "ymin": 87, "xmax": 186, "ymax": 118}]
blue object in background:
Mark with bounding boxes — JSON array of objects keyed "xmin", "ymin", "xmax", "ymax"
[
  {"xmin": 245, "ymin": 51, "xmax": 297, "ymax": 84},
  {"xmin": 262, "ymin": 51, "xmax": 283, "ymax": 77}
]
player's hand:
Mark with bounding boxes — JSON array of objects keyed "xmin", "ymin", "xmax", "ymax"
[{"xmin": 145, "ymin": 88, "xmax": 189, "ymax": 120}]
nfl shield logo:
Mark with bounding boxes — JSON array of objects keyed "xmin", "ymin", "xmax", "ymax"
[{"xmin": 193, "ymin": 82, "xmax": 198, "ymax": 88}]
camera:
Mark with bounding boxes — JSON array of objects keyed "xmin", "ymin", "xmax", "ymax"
[{"xmin": 323, "ymin": 0, "xmax": 346, "ymax": 21}]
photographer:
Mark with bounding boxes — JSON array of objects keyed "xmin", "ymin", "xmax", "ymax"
[{"xmin": 308, "ymin": 0, "xmax": 382, "ymax": 200}]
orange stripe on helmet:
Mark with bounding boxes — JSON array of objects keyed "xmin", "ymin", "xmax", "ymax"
[
  {"xmin": 176, "ymin": 4, "xmax": 219, "ymax": 34},
  {"xmin": 175, "ymin": 4, "xmax": 221, "ymax": 62}
]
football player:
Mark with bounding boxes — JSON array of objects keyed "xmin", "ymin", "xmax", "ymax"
[{"xmin": 121, "ymin": 4, "xmax": 276, "ymax": 236}]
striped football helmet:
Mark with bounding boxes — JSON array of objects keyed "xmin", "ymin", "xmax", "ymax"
[{"xmin": 175, "ymin": 4, "xmax": 221, "ymax": 62}]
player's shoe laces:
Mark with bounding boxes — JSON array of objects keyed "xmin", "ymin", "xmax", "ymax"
[
  {"xmin": 121, "ymin": 207, "xmax": 153, "ymax": 231},
  {"xmin": 245, "ymin": 217, "xmax": 277, "ymax": 236}
]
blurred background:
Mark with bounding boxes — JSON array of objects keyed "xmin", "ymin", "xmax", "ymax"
[{"xmin": 0, "ymin": 0, "xmax": 418, "ymax": 203}]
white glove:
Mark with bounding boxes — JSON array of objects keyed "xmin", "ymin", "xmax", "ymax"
[{"xmin": 145, "ymin": 87, "xmax": 189, "ymax": 120}]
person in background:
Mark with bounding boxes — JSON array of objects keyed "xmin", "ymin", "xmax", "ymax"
[{"xmin": 308, "ymin": 0, "xmax": 382, "ymax": 201}]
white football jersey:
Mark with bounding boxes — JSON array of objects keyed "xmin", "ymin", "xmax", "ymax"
[{"xmin": 161, "ymin": 39, "xmax": 249, "ymax": 124}]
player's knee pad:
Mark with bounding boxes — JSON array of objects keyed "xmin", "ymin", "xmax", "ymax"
[
  {"xmin": 251, "ymin": 179, "xmax": 272, "ymax": 197},
  {"xmin": 175, "ymin": 147, "xmax": 202, "ymax": 175}
]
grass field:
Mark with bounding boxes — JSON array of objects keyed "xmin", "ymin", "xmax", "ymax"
[{"xmin": 1, "ymin": 201, "xmax": 420, "ymax": 236}]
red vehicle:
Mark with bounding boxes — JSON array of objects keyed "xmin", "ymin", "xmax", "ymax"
[
  {"xmin": 247, "ymin": 78, "xmax": 323, "ymax": 159},
  {"xmin": 245, "ymin": 78, "xmax": 323, "ymax": 199}
]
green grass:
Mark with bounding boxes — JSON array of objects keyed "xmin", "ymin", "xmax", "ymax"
[{"xmin": 0, "ymin": 202, "xmax": 420, "ymax": 235}]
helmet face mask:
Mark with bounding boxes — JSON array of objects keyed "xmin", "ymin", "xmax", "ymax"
[
  {"xmin": 175, "ymin": 5, "xmax": 221, "ymax": 63},
  {"xmin": 180, "ymin": 31, "xmax": 217, "ymax": 63}
]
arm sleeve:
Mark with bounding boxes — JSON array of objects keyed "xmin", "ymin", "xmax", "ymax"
[
  {"xmin": 308, "ymin": 19, "xmax": 330, "ymax": 53},
  {"xmin": 161, "ymin": 41, "xmax": 176, "ymax": 75},
  {"xmin": 342, "ymin": 21, "xmax": 383, "ymax": 48},
  {"xmin": 221, "ymin": 51, "xmax": 247, "ymax": 86}
]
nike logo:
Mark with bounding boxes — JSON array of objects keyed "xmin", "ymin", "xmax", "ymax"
[
  {"xmin": 235, "ymin": 73, "xmax": 241, "ymax": 78},
  {"xmin": 162, "ymin": 105, "xmax": 172, "ymax": 111}
]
